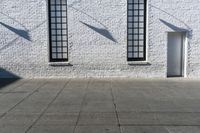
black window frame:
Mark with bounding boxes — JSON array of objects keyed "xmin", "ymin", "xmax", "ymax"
[
  {"xmin": 127, "ymin": 0, "xmax": 147, "ymax": 61},
  {"xmin": 48, "ymin": 0, "xmax": 69, "ymax": 62}
]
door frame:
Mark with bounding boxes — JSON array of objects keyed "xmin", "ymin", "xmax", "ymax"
[{"xmin": 166, "ymin": 32, "xmax": 188, "ymax": 78}]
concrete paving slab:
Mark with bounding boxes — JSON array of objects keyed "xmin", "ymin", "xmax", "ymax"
[
  {"xmin": 116, "ymin": 101, "xmax": 151, "ymax": 112},
  {"xmin": 0, "ymin": 113, "xmax": 39, "ymax": 133},
  {"xmin": 175, "ymin": 99, "xmax": 200, "ymax": 112},
  {"xmin": 74, "ymin": 126, "xmax": 120, "ymax": 133},
  {"xmin": 0, "ymin": 94, "xmax": 4, "ymax": 97},
  {"xmin": 156, "ymin": 113, "xmax": 200, "ymax": 126},
  {"xmin": 78, "ymin": 112, "xmax": 118, "ymax": 126},
  {"xmin": 45, "ymin": 91, "xmax": 84, "ymax": 113},
  {"xmin": 38, "ymin": 80, "xmax": 68, "ymax": 92},
  {"xmin": 35, "ymin": 113, "xmax": 78, "ymax": 126},
  {"xmin": 9, "ymin": 94, "xmax": 54, "ymax": 114},
  {"xmin": 0, "ymin": 80, "xmax": 46, "ymax": 114},
  {"xmin": 111, "ymin": 79, "xmax": 154, "ymax": 90},
  {"xmin": 113, "ymin": 90, "xmax": 145, "ymax": 100},
  {"xmin": 55, "ymin": 90, "xmax": 85, "ymax": 105},
  {"xmin": 118, "ymin": 112, "xmax": 159, "ymax": 125},
  {"xmin": 64, "ymin": 79, "xmax": 89, "ymax": 90},
  {"xmin": 141, "ymin": 88, "xmax": 174, "ymax": 100},
  {"xmin": 166, "ymin": 126, "xmax": 200, "ymax": 133},
  {"xmin": 0, "ymin": 125, "xmax": 29, "ymax": 133},
  {"xmin": 0, "ymin": 93, "xmax": 29, "ymax": 113},
  {"xmin": 9, "ymin": 105, "xmax": 47, "ymax": 114},
  {"xmin": 10, "ymin": 81, "xmax": 66, "ymax": 114},
  {"xmin": 148, "ymin": 100, "xmax": 184, "ymax": 112},
  {"xmin": 0, "ymin": 81, "xmax": 42, "ymax": 112},
  {"xmin": 149, "ymin": 87, "xmax": 178, "ymax": 100},
  {"xmin": 85, "ymin": 91, "xmax": 113, "ymax": 102},
  {"xmin": 81, "ymin": 101, "xmax": 116, "ymax": 113},
  {"xmin": 46, "ymin": 104, "xmax": 82, "ymax": 113},
  {"xmin": 88, "ymin": 79, "xmax": 111, "ymax": 90},
  {"xmin": 121, "ymin": 126, "xmax": 169, "ymax": 133},
  {"xmin": 28, "ymin": 125, "xmax": 74, "ymax": 133},
  {"xmin": 10, "ymin": 80, "xmax": 44, "ymax": 92},
  {"xmin": 0, "ymin": 78, "xmax": 200, "ymax": 133}
]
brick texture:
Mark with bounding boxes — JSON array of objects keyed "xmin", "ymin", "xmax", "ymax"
[{"xmin": 0, "ymin": 0, "xmax": 200, "ymax": 78}]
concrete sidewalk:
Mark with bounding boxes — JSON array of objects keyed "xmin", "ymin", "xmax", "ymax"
[{"xmin": 0, "ymin": 78, "xmax": 200, "ymax": 133}]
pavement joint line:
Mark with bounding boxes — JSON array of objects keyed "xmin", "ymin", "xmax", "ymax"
[
  {"xmin": 0, "ymin": 81, "xmax": 47, "ymax": 119},
  {"xmin": 115, "ymin": 111, "xmax": 200, "ymax": 113},
  {"xmin": 0, "ymin": 91, "xmax": 28, "ymax": 94},
  {"xmin": 110, "ymin": 79, "xmax": 122, "ymax": 133},
  {"xmin": 155, "ymin": 112, "xmax": 162, "ymax": 125},
  {"xmin": 24, "ymin": 79, "xmax": 71, "ymax": 133},
  {"xmin": 65, "ymin": 124, "xmax": 200, "ymax": 127},
  {"xmin": 72, "ymin": 79, "xmax": 91, "ymax": 133},
  {"xmin": 120, "ymin": 124, "xmax": 200, "ymax": 126}
]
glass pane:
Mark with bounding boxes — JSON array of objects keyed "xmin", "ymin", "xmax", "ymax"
[
  {"xmin": 127, "ymin": 0, "xmax": 145, "ymax": 61},
  {"xmin": 49, "ymin": 0, "xmax": 68, "ymax": 61}
]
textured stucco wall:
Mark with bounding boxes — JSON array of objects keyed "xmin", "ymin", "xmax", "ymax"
[{"xmin": 0, "ymin": 0, "xmax": 200, "ymax": 78}]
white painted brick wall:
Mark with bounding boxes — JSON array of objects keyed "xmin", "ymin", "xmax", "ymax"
[{"xmin": 0, "ymin": 0, "xmax": 200, "ymax": 78}]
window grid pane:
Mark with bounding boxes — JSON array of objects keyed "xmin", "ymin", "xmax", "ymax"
[
  {"xmin": 49, "ymin": 0, "xmax": 68, "ymax": 62},
  {"xmin": 127, "ymin": 0, "xmax": 146, "ymax": 61}
]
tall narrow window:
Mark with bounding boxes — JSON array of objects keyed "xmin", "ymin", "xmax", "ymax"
[
  {"xmin": 127, "ymin": 0, "xmax": 146, "ymax": 61},
  {"xmin": 48, "ymin": 0, "xmax": 68, "ymax": 62}
]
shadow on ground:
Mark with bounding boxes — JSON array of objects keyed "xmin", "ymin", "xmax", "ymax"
[{"xmin": 0, "ymin": 68, "xmax": 20, "ymax": 90}]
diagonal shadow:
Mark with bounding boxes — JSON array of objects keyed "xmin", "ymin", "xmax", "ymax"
[
  {"xmin": 69, "ymin": 6, "xmax": 107, "ymax": 29},
  {"xmin": 0, "ymin": 68, "xmax": 21, "ymax": 90},
  {"xmin": 0, "ymin": 12, "xmax": 28, "ymax": 30},
  {"xmin": 150, "ymin": 4, "xmax": 193, "ymax": 38},
  {"xmin": 80, "ymin": 21, "xmax": 117, "ymax": 43},
  {"xmin": 68, "ymin": 5, "xmax": 118, "ymax": 43},
  {"xmin": 0, "ymin": 20, "xmax": 46, "ymax": 52},
  {"xmin": 160, "ymin": 19, "xmax": 189, "ymax": 32},
  {"xmin": 150, "ymin": 5, "xmax": 191, "ymax": 30},
  {"xmin": 0, "ymin": 22, "xmax": 31, "ymax": 41}
]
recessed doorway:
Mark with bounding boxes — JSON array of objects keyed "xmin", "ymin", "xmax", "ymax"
[{"xmin": 167, "ymin": 32, "xmax": 186, "ymax": 77}]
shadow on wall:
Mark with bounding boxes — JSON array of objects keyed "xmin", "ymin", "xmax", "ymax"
[
  {"xmin": 67, "ymin": 2, "xmax": 118, "ymax": 43},
  {"xmin": 0, "ymin": 20, "xmax": 46, "ymax": 52},
  {"xmin": 0, "ymin": 68, "xmax": 21, "ymax": 90},
  {"xmin": 0, "ymin": 22, "xmax": 31, "ymax": 41},
  {"xmin": 150, "ymin": 4, "xmax": 193, "ymax": 38},
  {"xmin": 160, "ymin": 19, "xmax": 189, "ymax": 32},
  {"xmin": 80, "ymin": 21, "xmax": 117, "ymax": 43}
]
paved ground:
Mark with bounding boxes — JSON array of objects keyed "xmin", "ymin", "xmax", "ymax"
[{"xmin": 0, "ymin": 78, "xmax": 200, "ymax": 133}]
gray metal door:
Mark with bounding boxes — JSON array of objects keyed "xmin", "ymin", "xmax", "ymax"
[{"xmin": 167, "ymin": 32, "xmax": 183, "ymax": 77}]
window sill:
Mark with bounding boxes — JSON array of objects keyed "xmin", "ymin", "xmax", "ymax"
[
  {"xmin": 128, "ymin": 61, "xmax": 151, "ymax": 65},
  {"xmin": 49, "ymin": 62, "xmax": 72, "ymax": 66}
]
